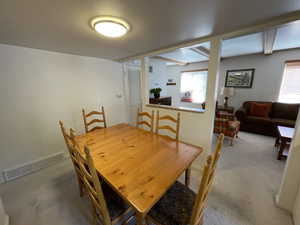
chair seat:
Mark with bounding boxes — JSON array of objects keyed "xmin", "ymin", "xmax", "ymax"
[
  {"xmin": 149, "ymin": 181, "xmax": 196, "ymax": 225},
  {"xmin": 101, "ymin": 182, "xmax": 130, "ymax": 220},
  {"xmin": 228, "ymin": 120, "xmax": 240, "ymax": 130}
]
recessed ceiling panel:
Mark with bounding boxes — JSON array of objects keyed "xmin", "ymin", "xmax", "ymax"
[
  {"xmin": 274, "ymin": 21, "xmax": 300, "ymax": 51},
  {"xmin": 187, "ymin": 42, "xmax": 211, "ymax": 50},
  {"xmin": 159, "ymin": 48, "xmax": 208, "ymax": 63},
  {"xmin": 222, "ymin": 33, "xmax": 263, "ymax": 58}
]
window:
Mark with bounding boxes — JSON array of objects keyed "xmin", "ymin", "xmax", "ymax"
[
  {"xmin": 180, "ymin": 70, "xmax": 208, "ymax": 103},
  {"xmin": 278, "ymin": 61, "xmax": 300, "ymax": 103}
]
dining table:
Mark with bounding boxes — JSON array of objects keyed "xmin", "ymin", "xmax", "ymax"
[{"xmin": 75, "ymin": 123, "xmax": 203, "ymax": 225}]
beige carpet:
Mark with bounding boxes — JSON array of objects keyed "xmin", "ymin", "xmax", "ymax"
[{"xmin": 0, "ymin": 131, "xmax": 293, "ymax": 225}]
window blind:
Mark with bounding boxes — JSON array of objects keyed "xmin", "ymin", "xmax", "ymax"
[{"xmin": 278, "ymin": 60, "xmax": 300, "ymax": 103}]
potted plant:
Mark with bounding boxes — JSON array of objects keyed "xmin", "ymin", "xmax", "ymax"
[{"xmin": 150, "ymin": 88, "xmax": 162, "ymax": 99}]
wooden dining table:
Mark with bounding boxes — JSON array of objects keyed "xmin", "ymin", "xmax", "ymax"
[{"xmin": 75, "ymin": 123, "xmax": 203, "ymax": 224}]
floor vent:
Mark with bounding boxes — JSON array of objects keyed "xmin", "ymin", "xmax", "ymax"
[{"xmin": 2, "ymin": 152, "xmax": 65, "ymax": 182}]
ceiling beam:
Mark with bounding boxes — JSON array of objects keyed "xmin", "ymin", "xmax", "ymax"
[
  {"xmin": 118, "ymin": 11, "xmax": 300, "ymax": 62},
  {"xmin": 263, "ymin": 28, "xmax": 277, "ymax": 55},
  {"xmin": 190, "ymin": 46, "xmax": 210, "ymax": 58},
  {"xmin": 152, "ymin": 56, "xmax": 188, "ymax": 66}
]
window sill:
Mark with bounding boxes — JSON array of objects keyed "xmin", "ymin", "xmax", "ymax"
[{"xmin": 145, "ymin": 104, "xmax": 205, "ymax": 113}]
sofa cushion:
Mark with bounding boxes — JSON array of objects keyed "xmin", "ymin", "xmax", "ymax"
[
  {"xmin": 272, "ymin": 118, "xmax": 295, "ymax": 128},
  {"xmin": 249, "ymin": 102, "xmax": 272, "ymax": 118},
  {"xmin": 245, "ymin": 116, "xmax": 273, "ymax": 125},
  {"xmin": 271, "ymin": 103, "xmax": 299, "ymax": 120},
  {"xmin": 243, "ymin": 101, "xmax": 272, "ymax": 114}
]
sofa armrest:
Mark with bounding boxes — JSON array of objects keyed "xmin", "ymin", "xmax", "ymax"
[{"xmin": 235, "ymin": 107, "xmax": 247, "ymax": 122}]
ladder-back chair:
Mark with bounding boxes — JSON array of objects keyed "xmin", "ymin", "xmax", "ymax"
[
  {"xmin": 147, "ymin": 134, "xmax": 225, "ymax": 225},
  {"xmin": 136, "ymin": 108, "xmax": 154, "ymax": 132},
  {"xmin": 59, "ymin": 120, "xmax": 85, "ymax": 197},
  {"xmin": 75, "ymin": 145, "xmax": 133, "ymax": 225},
  {"xmin": 82, "ymin": 106, "xmax": 107, "ymax": 133},
  {"xmin": 155, "ymin": 111, "xmax": 190, "ymax": 185},
  {"xmin": 155, "ymin": 111, "xmax": 180, "ymax": 140}
]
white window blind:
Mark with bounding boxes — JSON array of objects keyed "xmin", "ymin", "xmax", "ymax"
[
  {"xmin": 278, "ymin": 61, "xmax": 300, "ymax": 103},
  {"xmin": 180, "ymin": 70, "xmax": 207, "ymax": 103}
]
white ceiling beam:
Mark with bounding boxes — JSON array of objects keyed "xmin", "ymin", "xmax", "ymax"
[
  {"xmin": 190, "ymin": 46, "xmax": 210, "ymax": 58},
  {"xmin": 263, "ymin": 28, "xmax": 277, "ymax": 55},
  {"xmin": 118, "ymin": 11, "xmax": 300, "ymax": 62},
  {"xmin": 152, "ymin": 56, "xmax": 188, "ymax": 66}
]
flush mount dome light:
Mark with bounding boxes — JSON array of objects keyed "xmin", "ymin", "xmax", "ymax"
[{"xmin": 91, "ymin": 16, "xmax": 130, "ymax": 38}]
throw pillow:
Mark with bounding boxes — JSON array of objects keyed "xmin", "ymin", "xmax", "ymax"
[{"xmin": 249, "ymin": 102, "xmax": 272, "ymax": 118}]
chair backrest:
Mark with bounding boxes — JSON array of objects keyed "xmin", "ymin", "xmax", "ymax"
[
  {"xmin": 82, "ymin": 106, "xmax": 107, "ymax": 133},
  {"xmin": 155, "ymin": 111, "xmax": 180, "ymax": 140},
  {"xmin": 136, "ymin": 108, "xmax": 154, "ymax": 132},
  {"xmin": 190, "ymin": 134, "xmax": 224, "ymax": 225},
  {"xmin": 59, "ymin": 121, "xmax": 83, "ymax": 183},
  {"xmin": 75, "ymin": 145, "xmax": 112, "ymax": 225}
]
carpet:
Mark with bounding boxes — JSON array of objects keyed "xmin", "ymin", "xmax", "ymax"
[{"xmin": 0, "ymin": 131, "xmax": 293, "ymax": 225}]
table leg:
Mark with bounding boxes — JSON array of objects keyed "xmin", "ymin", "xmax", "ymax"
[
  {"xmin": 136, "ymin": 212, "xmax": 146, "ymax": 225},
  {"xmin": 275, "ymin": 137, "xmax": 279, "ymax": 147},
  {"xmin": 278, "ymin": 139, "xmax": 286, "ymax": 160},
  {"xmin": 185, "ymin": 167, "xmax": 191, "ymax": 187}
]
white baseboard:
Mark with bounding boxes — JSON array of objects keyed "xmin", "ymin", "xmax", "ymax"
[{"xmin": 2, "ymin": 152, "xmax": 66, "ymax": 182}]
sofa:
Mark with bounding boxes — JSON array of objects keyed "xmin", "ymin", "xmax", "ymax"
[{"xmin": 235, "ymin": 101, "xmax": 299, "ymax": 136}]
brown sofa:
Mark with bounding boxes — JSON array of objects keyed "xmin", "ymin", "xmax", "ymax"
[{"xmin": 235, "ymin": 101, "xmax": 299, "ymax": 136}]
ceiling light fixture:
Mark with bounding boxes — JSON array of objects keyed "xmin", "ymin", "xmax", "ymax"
[{"xmin": 91, "ymin": 16, "xmax": 130, "ymax": 38}]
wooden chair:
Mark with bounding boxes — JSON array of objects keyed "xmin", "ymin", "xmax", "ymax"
[
  {"xmin": 147, "ymin": 134, "xmax": 225, "ymax": 225},
  {"xmin": 155, "ymin": 111, "xmax": 190, "ymax": 185},
  {"xmin": 82, "ymin": 106, "xmax": 107, "ymax": 133},
  {"xmin": 75, "ymin": 145, "xmax": 134, "ymax": 225},
  {"xmin": 136, "ymin": 108, "xmax": 154, "ymax": 132},
  {"xmin": 59, "ymin": 121, "xmax": 85, "ymax": 197},
  {"xmin": 155, "ymin": 111, "xmax": 180, "ymax": 140}
]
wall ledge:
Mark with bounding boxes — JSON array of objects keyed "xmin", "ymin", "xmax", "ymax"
[{"xmin": 146, "ymin": 104, "xmax": 205, "ymax": 113}]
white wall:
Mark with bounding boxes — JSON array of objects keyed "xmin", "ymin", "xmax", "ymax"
[
  {"xmin": 218, "ymin": 48, "xmax": 300, "ymax": 109},
  {"xmin": 0, "ymin": 44, "xmax": 127, "ymax": 178},
  {"xmin": 294, "ymin": 123, "xmax": 300, "ymax": 225},
  {"xmin": 277, "ymin": 111, "xmax": 300, "ymax": 213},
  {"xmin": 294, "ymin": 186, "xmax": 300, "ymax": 225},
  {"xmin": 149, "ymin": 58, "xmax": 168, "ymax": 97}
]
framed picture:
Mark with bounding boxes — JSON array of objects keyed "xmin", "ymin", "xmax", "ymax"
[{"xmin": 225, "ymin": 69, "xmax": 255, "ymax": 88}]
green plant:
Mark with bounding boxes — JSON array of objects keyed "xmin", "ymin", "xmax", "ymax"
[{"xmin": 150, "ymin": 88, "xmax": 162, "ymax": 95}]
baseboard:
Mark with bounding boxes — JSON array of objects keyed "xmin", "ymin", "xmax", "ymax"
[{"xmin": 2, "ymin": 152, "xmax": 66, "ymax": 182}]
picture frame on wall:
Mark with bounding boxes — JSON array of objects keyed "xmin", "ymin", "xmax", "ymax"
[{"xmin": 225, "ymin": 68, "xmax": 255, "ymax": 88}]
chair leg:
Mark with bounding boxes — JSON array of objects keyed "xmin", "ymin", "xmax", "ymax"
[
  {"xmin": 92, "ymin": 205, "xmax": 98, "ymax": 225},
  {"xmin": 230, "ymin": 138, "xmax": 234, "ymax": 146},
  {"xmin": 199, "ymin": 215, "xmax": 204, "ymax": 225},
  {"xmin": 80, "ymin": 184, "xmax": 84, "ymax": 197},
  {"xmin": 185, "ymin": 167, "xmax": 191, "ymax": 187},
  {"xmin": 78, "ymin": 179, "xmax": 84, "ymax": 197}
]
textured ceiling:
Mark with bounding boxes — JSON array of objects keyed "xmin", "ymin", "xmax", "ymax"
[{"xmin": 0, "ymin": 0, "xmax": 300, "ymax": 60}]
